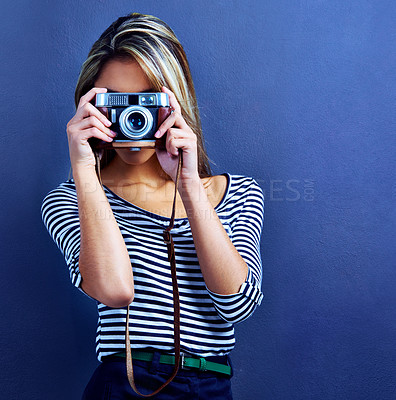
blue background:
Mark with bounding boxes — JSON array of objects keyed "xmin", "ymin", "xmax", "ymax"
[{"xmin": 1, "ymin": 1, "xmax": 395, "ymax": 399}]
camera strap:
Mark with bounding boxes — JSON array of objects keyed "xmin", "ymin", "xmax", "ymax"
[{"xmin": 125, "ymin": 149, "xmax": 183, "ymax": 397}]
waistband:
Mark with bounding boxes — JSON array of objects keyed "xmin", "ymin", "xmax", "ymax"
[{"xmin": 103, "ymin": 350, "xmax": 232, "ymax": 376}]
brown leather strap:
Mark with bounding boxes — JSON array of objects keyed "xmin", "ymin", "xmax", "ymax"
[{"xmin": 125, "ymin": 149, "xmax": 183, "ymax": 397}]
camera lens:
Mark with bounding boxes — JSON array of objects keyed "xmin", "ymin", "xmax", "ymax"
[
  {"xmin": 119, "ymin": 106, "xmax": 153, "ymax": 139},
  {"xmin": 127, "ymin": 112, "xmax": 146, "ymax": 132}
]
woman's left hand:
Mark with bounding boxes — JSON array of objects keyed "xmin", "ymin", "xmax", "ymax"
[{"xmin": 155, "ymin": 87, "xmax": 199, "ymax": 183}]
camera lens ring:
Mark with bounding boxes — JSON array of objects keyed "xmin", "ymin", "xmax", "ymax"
[{"xmin": 119, "ymin": 106, "xmax": 153, "ymax": 139}]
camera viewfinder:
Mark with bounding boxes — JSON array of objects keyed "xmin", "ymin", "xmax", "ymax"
[{"xmin": 140, "ymin": 95, "xmax": 155, "ymax": 106}]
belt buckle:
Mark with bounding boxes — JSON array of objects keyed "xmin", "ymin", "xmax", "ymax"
[{"xmin": 180, "ymin": 352, "xmax": 187, "ymax": 370}]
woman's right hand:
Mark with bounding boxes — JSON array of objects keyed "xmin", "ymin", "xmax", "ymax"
[{"xmin": 66, "ymin": 87, "xmax": 116, "ymax": 169}]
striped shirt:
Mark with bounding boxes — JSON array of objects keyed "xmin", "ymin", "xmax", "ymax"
[{"xmin": 41, "ymin": 173, "xmax": 264, "ymax": 361}]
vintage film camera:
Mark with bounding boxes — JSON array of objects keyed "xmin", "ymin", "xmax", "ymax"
[{"xmin": 94, "ymin": 92, "xmax": 171, "ymax": 148}]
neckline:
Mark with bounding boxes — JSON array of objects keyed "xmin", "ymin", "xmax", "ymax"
[{"xmin": 100, "ymin": 173, "xmax": 231, "ymax": 222}]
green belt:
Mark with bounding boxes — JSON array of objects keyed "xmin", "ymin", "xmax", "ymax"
[{"xmin": 113, "ymin": 350, "xmax": 232, "ymax": 376}]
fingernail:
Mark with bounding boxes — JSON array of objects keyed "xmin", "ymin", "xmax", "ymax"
[
  {"xmin": 154, "ymin": 130, "xmax": 161, "ymax": 138},
  {"xmin": 110, "ymin": 130, "xmax": 117, "ymax": 137}
]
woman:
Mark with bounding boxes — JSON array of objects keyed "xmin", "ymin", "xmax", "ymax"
[{"xmin": 42, "ymin": 13, "xmax": 264, "ymax": 399}]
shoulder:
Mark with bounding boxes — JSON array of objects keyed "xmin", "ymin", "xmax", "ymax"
[
  {"xmin": 203, "ymin": 173, "xmax": 264, "ymax": 209},
  {"xmin": 202, "ymin": 173, "xmax": 227, "ymax": 193},
  {"xmin": 201, "ymin": 174, "xmax": 228, "ymax": 209},
  {"xmin": 222, "ymin": 173, "xmax": 263, "ymax": 200},
  {"xmin": 41, "ymin": 180, "xmax": 78, "ymax": 215},
  {"xmin": 223, "ymin": 175, "xmax": 264, "ymax": 226},
  {"xmin": 42, "ymin": 180, "xmax": 77, "ymax": 201},
  {"xmin": 41, "ymin": 180, "xmax": 80, "ymax": 237}
]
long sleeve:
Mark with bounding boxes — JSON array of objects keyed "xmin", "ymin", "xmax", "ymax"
[{"xmin": 206, "ymin": 178, "xmax": 264, "ymax": 324}]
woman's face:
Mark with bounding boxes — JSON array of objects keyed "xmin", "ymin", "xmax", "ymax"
[{"xmin": 94, "ymin": 58, "xmax": 157, "ymax": 165}]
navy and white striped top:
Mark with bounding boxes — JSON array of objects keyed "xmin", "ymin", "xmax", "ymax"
[{"xmin": 41, "ymin": 173, "xmax": 264, "ymax": 361}]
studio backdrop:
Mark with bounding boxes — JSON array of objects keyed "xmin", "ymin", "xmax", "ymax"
[{"xmin": 1, "ymin": 1, "xmax": 395, "ymax": 399}]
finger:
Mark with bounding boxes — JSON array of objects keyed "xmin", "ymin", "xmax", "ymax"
[
  {"xmin": 165, "ymin": 127, "xmax": 192, "ymax": 141},
  {"xmin": 78, "ymin": 87, "xmax": 108, "ymax": 108},
  {"xmin": 75, "ymin": 116, "xmax": 115, "ymax": 139},
  {"xmin": 76, "ymin": 102, "xmax": 112, "ymax": 128},
  {"xmin": 154, "ymin": 110, "xmax": 190, "ymax": 139},
  {"xmin": 79, "ymin": 127, "xmax": 114, "ymax": 143},
  {"xmin": 167, "ymin": 138, "xmax": 195, "ymax": 157},
  {"xmin": 166, "ymin": 130, "xmax": 197, "ymax": 156},
  {"xmin": 161, "ymin": 86, "xmax": 182, "ymax": 114},
  {"xmin": 154, "ymin": 111, "xmax": 176, "ymax": 138}
]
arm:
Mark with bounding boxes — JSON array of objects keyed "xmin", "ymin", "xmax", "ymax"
[
  {"xmin": 66, "ymin": 88, "xmax": 134, "ymax": 307},
  {"xmin": 155, "ymin": 88, "xmax": 264, "ymax": 322},
  {"xmin": 154, "ymin": 88, "xmax": 246, "ymax": 293},
  {"xmin": 73, "ymin": 166, "xmax": 134, "ymax": 307}
]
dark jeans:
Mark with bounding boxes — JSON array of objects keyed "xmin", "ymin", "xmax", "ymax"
[{"xmin": 82, "ymin": 352, "xmax": 233, "ymax": 399}]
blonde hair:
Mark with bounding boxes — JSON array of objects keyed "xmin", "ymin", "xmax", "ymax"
[{"xmin": 74, "ymin": 13, "xmax": 212, "ymax": 178}]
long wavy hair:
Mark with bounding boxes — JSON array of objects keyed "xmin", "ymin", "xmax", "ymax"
[{"xmin": 74, "ymin": 12, "xmax": 212, "ymax": 178}]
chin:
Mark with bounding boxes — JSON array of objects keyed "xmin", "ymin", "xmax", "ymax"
[{"xmin": 114, "ymin": 148, "xmax": 157, "ymax": 165}]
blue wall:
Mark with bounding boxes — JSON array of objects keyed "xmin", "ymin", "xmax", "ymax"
[{"xmin": 1, "ymin": 1, "xmax": 395, "ymax": 399}]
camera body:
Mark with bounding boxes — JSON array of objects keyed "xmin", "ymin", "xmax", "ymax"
[{"xmin": 95, "ymin": 92, "xmax": 171, "ymax": 146}]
